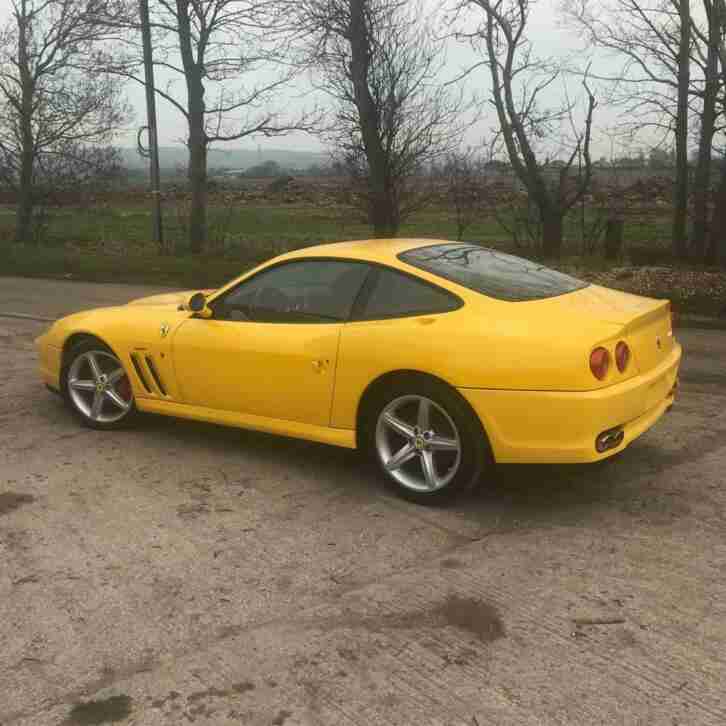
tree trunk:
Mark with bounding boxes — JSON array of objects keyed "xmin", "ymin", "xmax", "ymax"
[
  {"xmin": 706, "ymin": 158, "xmax": 726, "ymax": 266},
  {"xmin": 369, "ymin": 180, "xmax": 398, "ymax": 237},
  {"xmin": 348, "ymin": 0, "xmax": 398, "ymax": 237},
  {"xmin": 604, "ymin": 218, "xmax": 624, "ymax": 260},
  {"xmin": 14, "ymin": 0, "xmax": 35, "ymax": 244},
  {"xmin": 691, "ymin": 0, "xmax": 719, "ymax": 259},
  {"xmin": 187, "ymin": 125, "xmax": 207, "ymax": 254},
  {"xmin": 177, "ymin": 0, "xmax": 207, "ymax": 254},
  {"xmin": 672, "ymin": 0, "xmax": 690, "ymax": 259},
  {"xmin": 15, "ymin": 165, "xmax": 34, "ymax": 243},
  {"xmin": 541, "ymin": 209, "xmax": 563, "ymax": 258}
]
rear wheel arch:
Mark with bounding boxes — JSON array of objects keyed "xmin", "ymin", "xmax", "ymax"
[
  {"xmin": 357, "ymin": 369, "xmax": 494, "ymax": 503},
  {"xmin": 355, "ymin": 369, "xmax": 490, "ymax": 453}
]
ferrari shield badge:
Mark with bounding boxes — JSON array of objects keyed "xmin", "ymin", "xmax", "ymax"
[{"xmin": 160, "ymin": 322, "xmax": 170, "ymax": 338}]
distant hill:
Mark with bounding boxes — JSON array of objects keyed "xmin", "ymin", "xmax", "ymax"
[{"xmin": 120, "ymin": 146, "xmax": 328, "ymax": 173}]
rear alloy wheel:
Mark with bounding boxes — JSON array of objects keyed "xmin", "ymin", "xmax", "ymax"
[
  {"xmin": 367, "ymin": 382, "xmax": 488, "ymax": 504},
  {"xmin": 62, "ymin": 342, "xmax": 136, "ymax": 429}
]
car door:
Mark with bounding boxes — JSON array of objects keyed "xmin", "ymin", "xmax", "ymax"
[
  {"xmin": 172, "ymin": 259, "xmax": 370, "ymax": 427},
  {"xmin": 331, "ymin": 265, "xmax": 463, "ymax": 429}
]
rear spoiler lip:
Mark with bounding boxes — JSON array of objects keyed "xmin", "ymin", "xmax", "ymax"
[{"xmin": 620, "ymin": 299, "xmax": 671, "ymax": 335}]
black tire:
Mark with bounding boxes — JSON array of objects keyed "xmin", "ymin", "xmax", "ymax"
[
  {"xmin": 61, "ymin": 338, "xmax": 137, "ymax": 430},
  {"xmin": 362, "ymin": 377, "xmax": 491, "ymax": 505}
]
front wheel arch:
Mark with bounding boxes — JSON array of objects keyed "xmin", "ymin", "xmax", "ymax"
[
  {"xmin": 60, "ymin": 336, "xmax": 137, "ymax": 430},
  {"xmin": 62, "ymin": 332, "xmax": 118, "ymax": 367}
]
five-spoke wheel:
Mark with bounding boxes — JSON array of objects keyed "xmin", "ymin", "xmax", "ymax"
[
  {"xmin": 366, "ymin": 379, "xmax": 489, "ymax": 503},
  {"xmin": 376, "ymin": 395, "xmax": 462, "ymax": 492},
  {"xmin": 62, "ymin": 341, "xmax": 136, "ymax": 429}
]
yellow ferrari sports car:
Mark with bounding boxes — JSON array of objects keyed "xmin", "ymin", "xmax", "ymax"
[{"xmin": 36, "ymin": 239, "xmax": 681, "ymax": 503}]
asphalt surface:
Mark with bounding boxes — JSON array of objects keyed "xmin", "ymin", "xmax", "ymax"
[{"xmin": 1, "ymin": 276, "xmax": 726, "ymax": 726}]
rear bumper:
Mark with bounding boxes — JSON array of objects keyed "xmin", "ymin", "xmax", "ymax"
[{"xmin": 459, "ymin": 343, "xmax": 681, "ymax": 464}]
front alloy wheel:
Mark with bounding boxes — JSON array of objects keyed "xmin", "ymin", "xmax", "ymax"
[{"xmin": 63, "ymin": 343, "xmax": 136, "ymax": 429}]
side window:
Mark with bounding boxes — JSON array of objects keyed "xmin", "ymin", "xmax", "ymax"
[
  {"xmin": 356, "ymin": 267, "xmax": 460, "ymax": 320},
  {"xmin": 214, "ymin": 259, "xmax": 370, "ymax": 323}
]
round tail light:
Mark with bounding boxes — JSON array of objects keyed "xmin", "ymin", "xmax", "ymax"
[
  {"xmin": 615, "ymin": 341, "xmax": 630, "ymax": 372},
  {"xmin": 590, "ymin": 347, "xmax": 610, "ymax": 380}
]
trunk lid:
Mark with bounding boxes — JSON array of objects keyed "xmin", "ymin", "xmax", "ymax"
[
  {"xmin": 620, "ymin": 299, "xmax": 675, "ymax": 375},
  {"xmin": 556, "ymin": 284, "xmax": 674, "ymax": 375}
]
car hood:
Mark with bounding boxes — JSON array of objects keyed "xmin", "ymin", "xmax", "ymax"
[{"xmin": 126, "ymin": 290, "xmax": 215, "ymax": 308}]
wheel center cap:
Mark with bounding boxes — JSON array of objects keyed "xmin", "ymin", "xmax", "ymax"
[{"xmin": 414, "ymin": 435, "xmax": 425, "ymax": 451}]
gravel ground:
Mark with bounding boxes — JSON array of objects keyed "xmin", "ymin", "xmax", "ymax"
[{"xmin": 1, "ymin": 278, "xmax": 725, "ymax": 726}]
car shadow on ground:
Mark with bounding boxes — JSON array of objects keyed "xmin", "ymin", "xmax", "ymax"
[{"xmin": 128, "ymin": 410, "xmax": 689, "ymax": 533}]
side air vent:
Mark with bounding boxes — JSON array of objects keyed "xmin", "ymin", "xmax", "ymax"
[
  {"xmin": 145, "ymin": 355, "xmax": 167, "ymax": 396},
  {"xmin": 130, "ymin": 354, "xmax": 152, "ymax": 393}
]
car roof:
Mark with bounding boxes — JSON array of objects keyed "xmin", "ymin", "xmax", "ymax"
[
  {"xmin": 279, "ymin": 238, "xmax": 448, "ymax": 265},
  {"xmin": 207, "ymin": 238, "xmax": 479, "ymax": 307}
]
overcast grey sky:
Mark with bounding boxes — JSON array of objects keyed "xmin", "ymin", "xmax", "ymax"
[
  {"xmin": 0, "ymin": 0, "xmax": 653, "ymax": 160},
  {"xmin": 107, "ymin": 0, "xmax": 630, "ymax": 160}
]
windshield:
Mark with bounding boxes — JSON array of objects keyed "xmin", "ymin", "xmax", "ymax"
[{"xmin": 399, "ymin": 244, "xmax": 589, "ymax": 302}]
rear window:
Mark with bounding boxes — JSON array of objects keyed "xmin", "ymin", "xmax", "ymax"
[{"xmin": 399, "ymin": 244, "xmax": 589, "ymax": 302}]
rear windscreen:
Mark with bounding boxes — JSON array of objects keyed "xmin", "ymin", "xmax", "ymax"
[{"xmin": 399, "ymin": 244, "xmax": 589, "ymax": 302}]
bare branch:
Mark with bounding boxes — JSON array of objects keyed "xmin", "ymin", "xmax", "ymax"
[
  {"xmin": 299, "ymin": 0, "xmax": 467, "ymax": 235},
  {"xmin": 447, "ymin": 0, "xmax": 597, "ymax": 256},
  {"xmin": 0, "ymin": 0, "xmax": 130, "ymax": 242}
]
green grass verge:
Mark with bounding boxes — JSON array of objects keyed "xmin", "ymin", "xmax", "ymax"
[
  {"xmin": 4, "ymin": 242, "xmax": 724, "ymax": 317},
  {"xmin": 4, "ymin": 201, "xmax": 721, "ymax": 317},
  {"xmin": 0, "ymin": 201, "xmax": 675, "ymax": 252},
  {"xmin": 3, "ymin": 245, "xmax": 253, "ymax": 288}
]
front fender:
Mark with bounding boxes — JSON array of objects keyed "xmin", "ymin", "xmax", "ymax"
[{"xmin": 37, "ymin": 306, "xmax": 190, "ymax": 400}]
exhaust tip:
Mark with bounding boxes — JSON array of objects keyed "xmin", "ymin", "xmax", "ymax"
[{"xmin": 596, "ymin": 426, "xmax": 624, "ymax": 453}]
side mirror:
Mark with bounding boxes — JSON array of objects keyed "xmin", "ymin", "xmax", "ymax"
[{"xmin": 188, "ymin": 292, "xmax": 212, "ymax": 318}]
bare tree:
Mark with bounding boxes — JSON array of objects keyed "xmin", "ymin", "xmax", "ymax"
[
  {"xmin": 707, "ymin": 0, "xmax": 726, "ymax": 264},
  {"xmin": 0, "ymin": 0, "xmax": 129, "ymax": 244},
  {"xmin": 688, "ymin": 0, "xmax": 720, "ymax": 257},
  {"xmin": 675, "ymin": 0, "xmax": 692, "ymax": 257},
  {"xmin": 708, "ymin": 149, "xmax": 726, "ymax": 264},
  {"xmin": 443, "ymin": 150, "xmax": 488, "ymax": 240},
  {"xmin": 301, "ymin": 0, "xmax": 465, "ymax": 237},
  {"xmin": 449, "ymin": 0, "xmax": 596, "ymax": 258},
  {"xmin": 564, "ymin": 0, "xmax": 709, "ymax": 259},
  {"xmin": 110, "ymin": 0, "xmax": 314, "ymax": 253}
]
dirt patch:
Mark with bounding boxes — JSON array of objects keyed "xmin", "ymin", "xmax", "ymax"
[
  {"xmin": 176, "ymin": 501, "xmax": 209, "ymax": 519},
  {"xmin": 439, "ymin": 557, "xmax": 465, "ymax": 569},
  {"xmin": 64, "ymin": 694, "xmax": 133, "ymax": 725},
  {"xmin": 272, "ymin": 709, "xmax": 294, "ymax": 725},
  {"xmin": 187, "ymin": 681, "xmax": 255, "ymax": 703},
  {"xmin": 585, "ymin": 267, "xmax": 726, "ymax": 317},
  {"xmin": 432, "ymin": 595, "xmax": 506, "ymax": 643},
  {"xmin": 316, "ymin": 594, "xmax": 506, "ymax": 644},
  {"xmin": 0, "ymin": 492, "xmax": 35, "ymax": 515}
]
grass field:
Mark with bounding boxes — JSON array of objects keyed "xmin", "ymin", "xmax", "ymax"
[
  {"xmin": 3, "ymin": 196, "xmax": 723, "ymax": 316},
  {"xmin": 0, "ymin": 195, "xmax": 674, "ymax": 254}
]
